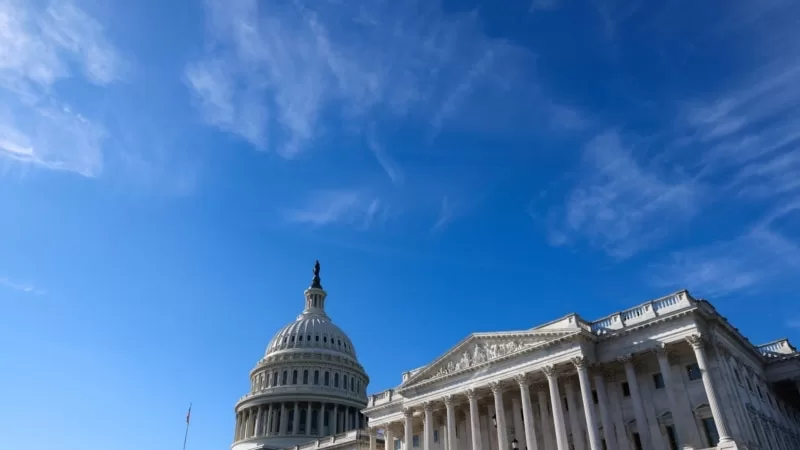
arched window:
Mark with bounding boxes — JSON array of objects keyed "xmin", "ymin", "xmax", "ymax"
[
  {"xmin": 292, "ymin": 370, "xmax": 298, "ymax": 384},
  {"xmin": 273, "ymin": 371, "xmax": 278, "ymax": 386},
  {"xmin": 303, "ymin": 370, "xmax": 309, "ymax": 384},
  {"xmin": 334, "ymin": 373, "xmax": 339, "ymax": 387},
  {"xmin": 343, "ymin": 375, "xmax": 348, "ymax": 390},
  {"xmin": 324, "ymin": 371, "xmax": 330, "ymax": 386},
  {"xmin": 350, "ymin": 377, "xmax": 354, "ymax": 391},
  {"xmin": 282, "ymin": 371, "xmax": 288, "ymax": 385},
  {"xmin": 324, "ymin": 336, "xmax": 328, "ymax": 343},
  {"xmin": 314, "ymin": 370, "xmax": 320, "ymax": 385}
]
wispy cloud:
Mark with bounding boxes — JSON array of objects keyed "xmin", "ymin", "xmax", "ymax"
[
  {"xmin": 284, "ymin": 188, "xmax": 387, "ymax": 229},
  {"xmin": 185, "ymin": 0, "xmax": 553, "ymax": 159},
  {"xmin": 545, "ymin": 130, "xmax": 700, "ymax": 259},
  {"xmin": 0, "ymin": 276, "xmax": 45, "ymax": 295},
  {"xmin": 431, "ymin": 196, "xmax": 456, "ymax": 232},
  {"xmin": 0, "ymin": 0, "xmax": 123, "ymax": 176}
]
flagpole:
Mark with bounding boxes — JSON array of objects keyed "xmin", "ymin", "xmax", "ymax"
[{"xmin": 183, "ymin": 403, "xmax": 192, "ymax": 450}]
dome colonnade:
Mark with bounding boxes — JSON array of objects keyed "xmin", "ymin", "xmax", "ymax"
[{"xmin": 232, "ymin": 262, "xmax": 370, "ymax": 449}]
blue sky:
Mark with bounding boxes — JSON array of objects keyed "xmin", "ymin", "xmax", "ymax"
[{"xmin": 1, "ymin": 0, "xmax": 799, "ymax": 449}]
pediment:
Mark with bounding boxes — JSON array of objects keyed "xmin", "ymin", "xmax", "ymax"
[{"xmin": 400, "ymin": 330, "xmax": 578, "ymax": 388}]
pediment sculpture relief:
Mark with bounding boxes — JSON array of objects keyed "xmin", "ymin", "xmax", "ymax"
[{"xmin": 428, "ymin": 339, "xmax": 538, "ymax": 380}]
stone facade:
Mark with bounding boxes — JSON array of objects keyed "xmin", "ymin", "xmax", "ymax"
[
  {"xmin": 362, "ymin": 290, "xmax": 800, "ymax": 450},
  {"xmin": 232, "ymin": 263, "xmax": 370, "ymax": 450}
]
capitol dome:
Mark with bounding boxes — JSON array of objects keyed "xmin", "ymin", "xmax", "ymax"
[{"xmin": 232, "ymin": 262, "xmax": 369, "ymax": 450}]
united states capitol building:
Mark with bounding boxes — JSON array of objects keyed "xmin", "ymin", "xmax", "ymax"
[{"xmin": 231, "ymin": 263, "xmax": 800, "ymax": 450}]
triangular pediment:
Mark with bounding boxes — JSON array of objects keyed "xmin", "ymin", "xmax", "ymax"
[{"xmin": 400, "ymin": 329, "xmax": 578, "ymax": 388}]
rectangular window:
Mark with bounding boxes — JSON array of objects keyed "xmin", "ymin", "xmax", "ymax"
[
  {"xmin": 324, "ymin": 372, "xmax": 330, "ymax": 386},
  {"xmin": 282, "ymin": 371, "xmax": 288, "ymax": 384},
  {"xmin": 701, "ymin": 418, "xmax": 720, "ymax": 446},
  {"xmin": 632, "ymin": 432, "xmax": 643, "ymax": 450},
  {"xmin": 686, "ymin": 363, "xmax": 702, "ymax": 381},
  {"xmin": 653, "ymin": 373, "xmax": 665, "ymax": 389},
  {"xmin": 292, "ymin": 370, "xmax": 298, "ymax": 384},
  {"xmin": 303, "ymin": 370, "xmax": 309, "ymax": 384},
  {"xmin": 622, "ymin": 382, "xmax": 631, "ymax": 397},
  {"xmin": 665, "ymin": 425, "xmax": 679, "ymax": 450},
  {"xmin": 413, "ymin": 435, "xmax": 420, "ymax": 448},
  {"xmin": 314, "ymin": 371, "xmax": 320, "ymax": 385}
]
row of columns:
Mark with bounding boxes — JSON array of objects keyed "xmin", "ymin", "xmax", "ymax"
[
  {"xmin": 372, "ymin": 335, "xmax": 731, "ymax": 450},
  {"xmin": 234, "ymin": 402, "xmax": 365, "ymax": 442}
]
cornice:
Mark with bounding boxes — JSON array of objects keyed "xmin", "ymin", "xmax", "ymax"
[
  {"xmin": 250, "ymin": 353, "xmax": 369, "ymax": 379},
  {"xmin": 236, "ymin": 391, "xmax": 368, "ymax": 411}
]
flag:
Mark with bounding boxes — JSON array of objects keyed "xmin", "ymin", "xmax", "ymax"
[{"xmin": 186, "ymin": 404, "xmax": 192, "ymax": 424}]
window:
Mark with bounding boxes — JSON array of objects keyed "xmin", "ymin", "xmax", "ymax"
[
  {"xmin": 632, "ymin": 432, "xmax": 643, "ymax": 450},
  {"xmin": 273, "ymin": 371, "xmax": 278, "ymax": 386},
  {"xmin": 307, "ymin": 335, "xmax": 311, "ymax": 341},
  {"xmin": 622, "ymin": 382, "xmax": 631, "ymax": 397},
  {"xmin": 316, "ymin": 335, "xmax": 320, "ymax": 342},
  {"xmin": 394, "ymin": 440, "xmax": 401, "ymax": 450},
  {"xmin": 686, "ymin": 364, "xmax": 701, "ymax": 381},
  {"xmin": 324, "ymin": 371, "xmax": 330, "ymax": 386},
  {"xmin": 314, "ymin": 370, "xmax": 320, "ymax": 385},
  {"xmin": 701, "ymin": 417, "xmax": 720, "ymax": 446},
  {"xmin": 665, "ymin": 426, "xmax": 678, "ymax": 450},
  {"xmin": 592, "ymin": 390, "xmax": 598, "ymax": 404},
  {"xmin": 433, "ymin": 430, "xmax": 439, "ymax": 443},
  {"xmin": 351, "ymin": 378, "xmax": 355, "ymax": 391},
  {"xmin": 282, "ymin": 370, "xmax": 288, "ymax": 384},
  {"xmin": 303, "ymin": 370, "xmax": 309, "ymax": 384},
  {"xmin": 653, "ymin": 373, "xmax": 665, "ymax": 389},
  {"xmin": 299, "ymin": 335, "xmax": 303, "ymax": 341},
  {"xmin": 292, "ymin": 370, "xmax": 298, "ymax": 384},
  {"xmin": 334, "ymin": 373, "xmax": 339, "ymax": 387},
  {"xmin": 291, "ymin": 335, "xmax": 295, "ymax": 342},
  {"xmin": 324, "ymin": 336, "xmax": 328, "ymax": 343},
  {"xmin": 344, "ymin": 375, "xmax": 348, "ymax": 390},
  {"xmin": 338, "ymin": 339, "xmax": 341, "ymax": 347},
  {"xmin": 413, "ymin": 435, "xmax": 420, "ymax": 448}
]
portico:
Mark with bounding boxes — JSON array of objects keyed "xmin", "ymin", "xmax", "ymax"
[{"xmin": 363, "ymin": 291, "xmax": 800, "ymax": 450}]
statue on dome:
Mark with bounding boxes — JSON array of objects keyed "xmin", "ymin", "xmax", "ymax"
[{"xmin": 311, "ymin": 260, "xmax": 323, "ymax": 289}]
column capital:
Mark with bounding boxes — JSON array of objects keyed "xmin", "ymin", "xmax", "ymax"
[
  {"xmin": 617, "ymin": 354, "xmax": 634, "ymax": 365},
  {"xmin": 542, "ymin": 365, "xmax": 558, "ymax": 379},
  {"xmin": 403, "ymin": 407, "xmax": 414, "ymax": 418},
  {"xmin": 489, "ymin": 381, "xmax": 503, "ymax": 393},
  {"xmin": 368, "ymin": 427, "xmax": 379, "ymax": 437},
  {"xmin": 514, "ymin": 372, "xmax": 530, "ymax": 387},
  {"xmin": 465, "ymin": 388, "xmax": 478, "ymax": 400},
  {"xmin": 443, "ymin": 395, "xmax": 455, "ymax": 407},
  {"xmin": 571, "ymin": 356, "xmax": 589, "ymax": 369},
  {"xmin": 652, "ymin": 344, "xmax": 669, "ymax": 356},
  {"xmin": 422, "ymin": 401, "xmax": 432, "ymax": 412},
  {"xmin": 686, "ymin": 334, "xmax": 704, "ymax": 349}
]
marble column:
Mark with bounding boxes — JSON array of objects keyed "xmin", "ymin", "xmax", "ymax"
[
  {"xmin": 332, "ymin": 405, "xmax": 339, "ymax": 435},
  {"xmin": 515, "ymin": 374, "xmax": 539, "ymax": 450},
  {"xmin": 564, "ymin": 381, "xmax": 585, "ymax": 450},
  {"xmin": 370, "ymin": 428, "xmax": 378, "ymax": 450},
  {"xmin": 655, "ymin": 346, "xmax": 686, "ymax": 446},
  {"xmin": 491, "ymin": 382, "xmax": 510, "ymax": 450},
  {"xmin": 467, "ymin": 389, "xmax": 483, "ymax": 450},
  {"xmin": 423, "ymin": 402, "xmax": 434, "ymax": 450},
  {"xmin": 404, "ymin": 408, "xmax": 414, "ymax": 450},
  {"xmin": 620, "ymin": 355, "xmax": 651, "ymax": 446},
  {"xmin": 292, "ymin": 402, "xmax": 301, "ymax": 435},
  {"xmin": 318, "ymin": 404, "xmax": 325, "ymax": 436},
  {"xmin": 543, "ymin": 366, "xmax": 569, "ymax": 450},
  {"xmin": 537, "ymin": 388, "xmax": 555, "ymax": 449},
  {"xmin": 256, "ymin": 406, "xmax": 264, "ymax": 436},
  {"xmin": 574, "ymin": 358, "xmax": 601, "ymax": 450},
  {"xmin": 511, "ymin": 396, "xmax": 526, "ymax": 450},
  {"xmin": 386, "ymin": 425, "xmax": 395, "ymax": 450},
  {"xmin": 306, "ymin": 403, "xmax": 313, "ymax": 435},
  {"xmin": 688, "ymin": 335, "xmax": 732, "ymax": 444},
  {"xmin": 234, "ymin": 413, "xmax": 240, "ymax": 441},
  {"xmin": 445, "ymin": 396, "xmax": 457, "ymax": 450},
  {"xmin": 280, "ymin": 403, "xmax": 289, "ymax": 435},
  {"xmin": 592, "ymin": 372, "xmax": 617, "ymax": 450}
]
